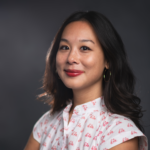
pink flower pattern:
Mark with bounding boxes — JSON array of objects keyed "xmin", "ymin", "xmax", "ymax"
[{"xmin": 32, "ymin": 96, "xmax": 148, "ymax": 150}]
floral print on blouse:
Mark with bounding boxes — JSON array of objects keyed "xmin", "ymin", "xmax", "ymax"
[{"xmin": 33, "ymin": 96, "xmax": 148, "ymax": 150}]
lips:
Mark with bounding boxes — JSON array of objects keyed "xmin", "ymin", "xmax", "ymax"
[
  {"xmin": 64, "ymin": 69, "xmax": 84, "ymax": 77},
  {"xmin": 64, "ymin": 69, "xmax": 84, "ymax": 73}
]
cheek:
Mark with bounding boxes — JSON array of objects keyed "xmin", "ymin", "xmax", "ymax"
[
  {"xmin": 56, "ymin": 54, "xmax": 61, "ymax": 71},
  {"xmin": 83, "ymin": 57, "xmax": 95, "ymax": 68},
  {"xmin": 83, "ymin": 54, "xmax": 105, "ymax": 68},
  {"xmin": 56, "ymin": 52, "xmax": 65, "ymax": 69},
  {"xmin": 83, "ymin": 54, "xmax": 105, "ymax": 76}
]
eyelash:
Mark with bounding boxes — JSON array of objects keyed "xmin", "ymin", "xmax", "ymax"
[{"xmin": 59, "ymin": 45, "xmax": 91, "ymax": 51}]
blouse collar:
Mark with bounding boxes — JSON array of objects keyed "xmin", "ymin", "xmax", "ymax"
[{"xmin": 63, "ymin": 96, "xmax": 105, "ymax": 116}]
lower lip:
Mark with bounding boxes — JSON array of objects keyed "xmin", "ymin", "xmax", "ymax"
[{"xmin": 65, "ymin": 71, "xmax": 83, "ymax": 77}]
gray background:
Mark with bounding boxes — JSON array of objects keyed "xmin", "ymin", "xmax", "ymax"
[{"xmin": 0, "ymin": 0, "xmax": 149, "ymax": 149}]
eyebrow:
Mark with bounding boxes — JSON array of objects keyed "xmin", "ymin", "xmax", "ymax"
[{"xmin": 60, "ymin": 38, "xmax": 95, "ymax": 44}]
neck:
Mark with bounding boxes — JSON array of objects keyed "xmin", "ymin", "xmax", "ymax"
[{"xmin": 70, "ymin": 82, "xmax": 103, "ymax": 113}]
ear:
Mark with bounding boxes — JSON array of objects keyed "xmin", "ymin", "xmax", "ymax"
[{"xmin": 105, "ymin": 61, "xmax": 109, "ymax": 69}]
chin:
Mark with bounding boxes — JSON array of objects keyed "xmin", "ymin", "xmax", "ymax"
[{"xmin": 63, "ymin": 80, "xmax": 84, "ymax": 90}]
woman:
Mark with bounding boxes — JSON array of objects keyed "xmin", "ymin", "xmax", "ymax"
[{"xmin": 24, "ymin": 11, "xmax": 148, "ymax": 150}]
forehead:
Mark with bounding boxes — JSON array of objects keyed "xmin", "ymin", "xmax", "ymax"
[{"xmin": 61, "ymin": 21, "xmax": 98, "ymax": 42}]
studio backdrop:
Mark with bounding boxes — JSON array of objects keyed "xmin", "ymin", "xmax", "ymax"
[{"xmin": 0, "ymin": 1, "xmax": 149, "ymax": 150}]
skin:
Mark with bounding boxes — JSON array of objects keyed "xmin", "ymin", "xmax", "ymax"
[
  {"xmin": 24, "ymin": 21, "xmax": 138, "ymax": 150},
  {"xmin": 56, "ymin": 21, "xmax": 109, "ymax": 114},
  {"xmin": 24, "ymin": 132, "xmax": 39, "ymax": 150}
]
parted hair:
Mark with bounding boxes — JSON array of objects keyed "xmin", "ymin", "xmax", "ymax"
[{"xmin": 38, "ymin": 11, "xmax": 144, "ymax": 132}]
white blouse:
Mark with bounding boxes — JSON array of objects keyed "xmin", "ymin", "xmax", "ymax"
[{"xmin": 33, "ymin": 96, "xmax": 148, "ymax": 150}]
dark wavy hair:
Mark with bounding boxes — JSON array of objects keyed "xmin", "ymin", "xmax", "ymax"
[{"xmin": 38, "ymin": 11, "xmax": 144, "ymax": 132}]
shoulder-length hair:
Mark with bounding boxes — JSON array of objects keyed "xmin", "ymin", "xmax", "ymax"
[{"xmin": 38, "ymin": 11, "xmax": 144, "ymax": 132}]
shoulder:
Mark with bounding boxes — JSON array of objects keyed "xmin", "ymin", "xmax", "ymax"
[
  {"xmin": 105, "ymin": 113, "xmax": 142, "ymax": 135},
  {"xmin": 104, "ymin": 113, "xmax": 143, "ymax": 136},
  {"xmin": 100, "ymin": 112, "xmax": 148, "ymax": 150},
  {"xmin": 32, "ymin": 109, "xmax": 62, "ymax": 143}
]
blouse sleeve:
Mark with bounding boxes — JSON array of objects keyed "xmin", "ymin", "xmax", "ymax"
[
  {"xmin": 100, "ymin": 116, "xmax": 148, "ymax": 150},
  {"xmin": 32, "ymin": 111, "xmax": 51, "ymax": 143}
]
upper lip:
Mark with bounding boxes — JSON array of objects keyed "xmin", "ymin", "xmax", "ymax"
[{"xmin": 64, "ymin": 69, "xmax": 84, "ymax": 73}]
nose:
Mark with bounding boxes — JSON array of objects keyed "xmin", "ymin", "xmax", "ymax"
[{"xmin": 67, "ymin": 47, "xmax": 79, "ymax": 64}]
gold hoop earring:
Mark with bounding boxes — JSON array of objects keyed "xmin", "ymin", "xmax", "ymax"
[{"xmin": 103, "ymin": 67, "xmax": 111, "ymax": 82}]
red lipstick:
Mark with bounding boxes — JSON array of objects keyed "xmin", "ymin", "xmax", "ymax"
[{"xmin": 64, "ymin": 69, "xmax": 84, "ymax": 77}]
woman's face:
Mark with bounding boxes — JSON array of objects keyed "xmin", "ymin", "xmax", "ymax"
[{"xmin": 56, "ymin": 21, "xmax": 108, "ymax": 90}]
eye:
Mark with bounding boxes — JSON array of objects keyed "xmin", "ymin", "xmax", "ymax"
[
  {"xmin": 81, "ymin": 46, "xmax": 91, "ymax": 51},
  {"xmin": 59, "ymin": 45, "xmax": 69, "ymax": 50}
]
